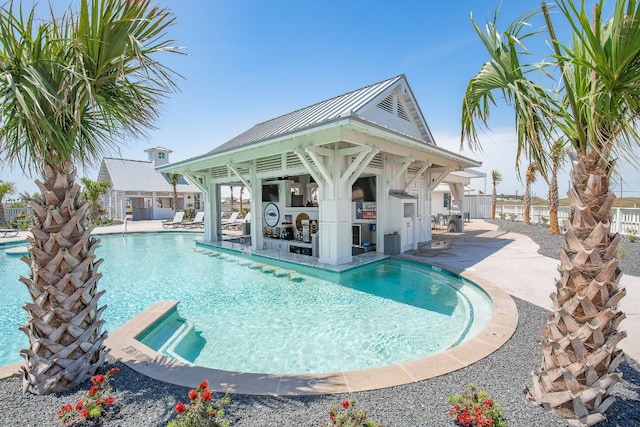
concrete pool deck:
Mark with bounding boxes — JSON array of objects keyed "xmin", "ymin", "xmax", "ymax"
[{"xmin": 1, "ymin": 219, "xmax": 638, "ymax": 395}]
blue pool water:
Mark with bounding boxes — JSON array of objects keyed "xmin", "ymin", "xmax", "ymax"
[{"xmin": 0, "ymin": 233, "xmax": 492, "ymax": 374}]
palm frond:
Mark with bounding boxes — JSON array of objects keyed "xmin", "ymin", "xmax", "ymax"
[
  {"xmin": 461, "ymin": 7, "xmax": 555, "ymax": 176},
  {"xmin": 0, "ymin": 0, "xmax": 183, "ymax": 174}
]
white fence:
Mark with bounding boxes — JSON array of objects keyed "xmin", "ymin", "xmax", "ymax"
[
  {"xmin": 4, "ymin": 206, "xmax": 30, "ymax": 223},
  {"xmin": 464, "ymin": 195, "xmax": 492, "ymax": 219},
  {"xmin": 496, "ymin": 205, "xmax": 640, "ymax": 236}
]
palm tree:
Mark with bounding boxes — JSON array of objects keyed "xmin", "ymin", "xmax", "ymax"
[
  {"xmin": 18, "ymin": 191, "xmax": 36, "ymax": 205},
  {"xmin": 544, "ymin": 139, "xmax": 566, "ymax": 234},
  {"xmin": 239, "ymin": 187, "xmax": 244, "ymax": 215},
  {"xmin": 229, "ymin": 186, "xmax": 235, "ymax": 213},
  {"xmin": 0, "ymin": 180, "xmax": 16, "ymax": 225},
  {"xmin": 168, "ymin": 173, "xmax": 182, "ymax": 214},
  {"xmin": 522, "ymin": 163, "xmax": 536, "ymax": 225},
  {"xmin": 0, "ymin": 0, "xmax": 181, "ymax": 394},
  {"xmin": 461, "ymin": 1, "xmax": 635, "ymax": 424},
  {"xmin": 80, "ymin": 178, "xmax": 111, "ymax": 222},
  {"xmin": 490, "ymin": 170, "xmax": 502, "ymax": 219}
]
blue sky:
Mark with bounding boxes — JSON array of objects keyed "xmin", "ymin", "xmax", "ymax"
[{"xmin": 3, "ymin": 0, "xmax": 638, "ymax": 199}]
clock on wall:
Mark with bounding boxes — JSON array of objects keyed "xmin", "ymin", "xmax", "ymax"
[{"xmin": 263, "ymin": 202, "xmax": 280, "ymax": 227}]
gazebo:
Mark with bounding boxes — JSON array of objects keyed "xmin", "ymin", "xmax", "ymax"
[{"xmin": 158, "ymin": 75, "xmax": 481, "ymax": 266}]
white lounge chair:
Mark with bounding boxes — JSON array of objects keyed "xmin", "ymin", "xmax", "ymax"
[
  {"xmin": 221, "ymin": 212, "xmax": 239, "ymax": 229},
  {"xmin": 162, "ymin": 211, "xmax": 185, "ymax": 229},
  {"xmin": 0, "ymin": 228, "xmax": 19, "ymax": 238},
  {"xmin": 182, "ymin": 211, "xmax": 205, "ymax": 229}
]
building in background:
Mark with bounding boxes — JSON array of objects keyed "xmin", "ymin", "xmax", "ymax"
[{"xmin": 98, "ymin": 147, "xmax": 203, "ymax": 221}]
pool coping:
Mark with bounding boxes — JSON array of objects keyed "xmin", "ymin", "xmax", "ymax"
[{"xmin": 0, "ymin": 268, "xmax": 517, "ymax": 395}]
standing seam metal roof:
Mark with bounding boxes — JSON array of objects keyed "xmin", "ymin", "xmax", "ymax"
[
  {"xmin": 100, "ymin": 158, "xmax": 199, "ymax": 193},
  {"xmin": 207, "ymin": 75, "xmax": 405, "ymax": 156}
]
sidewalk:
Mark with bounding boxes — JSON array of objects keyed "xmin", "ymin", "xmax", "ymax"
[{"xmin": 404, "ymin": 219, "xmax": 639, "ymax": 364}]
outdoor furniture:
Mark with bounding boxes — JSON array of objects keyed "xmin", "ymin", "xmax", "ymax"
[
  {"xmin": 221, "ymin": 212, "xmax": 240, "ymax": 230},
  {"xmin": 162, "ymin": 211, "xmax": 185, "ymax": 229},
  {"xmin": 0, "ymin": 229, "xmax": 19, "ymax": 238},
  {"xmin": 182, "ymin": 211, "xmax": 204, "ymax": 229}
]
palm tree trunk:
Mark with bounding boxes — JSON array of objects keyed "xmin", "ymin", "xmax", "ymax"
[
  {"xmin": 523, "ymin": 185, "xmax": 531, "ymax": 225},
  {"xmin": 0, "ymin": 204, "xmax": 6, "ymax": 225},
  {"xmin": 172, "ymin": 186, "xmax": 178, "ymax": 214},
  {"xmin": 491, "ymin": 189, "xmax": 497, "ymax": 220},
  {"xmin": 19, "ymin": 164, "xmax": 107, "ymax": 395},
  {"xmin": 527, "ymin": 153, "xmax": 626, "ymax": 426},
  {"xmin": 549, "ymin": 172, "xmax": 560, "ymax": 234}
]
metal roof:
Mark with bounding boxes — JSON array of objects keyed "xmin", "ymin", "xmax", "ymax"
[
  {"xmin": 207, "ymin": 75, "xmax": 407, "ymax": 156},
  {"xmin": 99, "ymin": 158, "xmax": 200, "ymax": 193}
]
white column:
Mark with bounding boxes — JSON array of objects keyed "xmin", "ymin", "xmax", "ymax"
[
  {"xmin": 318, "ymin": 151, "xmax": 352, "ymax": 266},
  {"xmin": 250, "ymin": 165, "xmax": 260, "ymax": 251},
  {"xmin": 151, "ymin": 192, "xmax": 158, "ymax": 220},
  {"xmin": 204, "ymin": 181, "xmax": 220, "ymax": 242}
]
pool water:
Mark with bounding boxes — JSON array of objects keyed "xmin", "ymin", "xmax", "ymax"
[{"xmin": 0, "ymin": 233, "xmax": 492, "ymax": 374}]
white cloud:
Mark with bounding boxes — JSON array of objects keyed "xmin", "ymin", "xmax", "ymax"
[{"xmin": 432, "ymin": 127, "xmax": 571, "ymax": 199}]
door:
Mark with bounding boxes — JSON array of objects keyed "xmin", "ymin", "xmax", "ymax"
[{"xmin": 402, "ymin": 202, "xmax": 416, "ymax": 251}]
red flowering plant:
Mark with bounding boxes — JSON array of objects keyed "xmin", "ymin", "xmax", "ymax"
[
  {"xmin": 322, "ymin": 398, "xmax": 384, "ymax": 427},
  {"xmin": 167, "ymin": 380, "xmax": 231, "ymax": 427},
  {"xmin": 446, "ymin": 384, "xmax": 506, "ymax": 427},
  {"xmin": 57, "ymin": 367, "xmax": 120, "ymax": 425}
]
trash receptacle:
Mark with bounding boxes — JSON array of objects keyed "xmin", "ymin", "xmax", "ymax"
[
  {"xmin": 242, "ymin": 221, "xmax": 251, "ymax": 235},
  {"xmin": 447, "ymin": 213, "xmax": 463, "ymax": 233}
]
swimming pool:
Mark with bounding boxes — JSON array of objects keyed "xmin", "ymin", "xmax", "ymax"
[{"xmin": 0, "ymin": 233, "xmax": 492, "ymax": 373}]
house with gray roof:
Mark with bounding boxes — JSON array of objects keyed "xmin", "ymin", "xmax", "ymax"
[
  {"xmin": 98, "ymin": 147, "xmax": 203, "ymax": 221},
  {"xmin": 158, "ymin": 75, "xmax": 482, "ymax": 266}
]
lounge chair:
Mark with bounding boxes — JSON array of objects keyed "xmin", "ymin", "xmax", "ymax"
[
  {"xmin": 162, "ymin": 211, "xmax": 185, "ymax": 229},
  {"xmin": 182, "ymin": 211, "xmax": 205, "ymax": 229},
  {"xmin": 0, "ymin": 228, "xmax": 19, "ymax": 238},
  {"xmin": 221, "ymin": 212, "xmax": 239, "ymax": 229}
]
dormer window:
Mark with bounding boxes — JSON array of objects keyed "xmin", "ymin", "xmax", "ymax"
[{"xmin": 158, "ymin": 152, "xmax": 165, "ymax": 160}]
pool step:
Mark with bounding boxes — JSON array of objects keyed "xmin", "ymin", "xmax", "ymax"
[
  {"xmin": 289, "ymin": 273, "xmax": 305, "ymax": 282},
  {"xmin": 194, "ymin": 248, "xmax": 305, "ymax": 281},
  {"xmin": 157, "ymin": 319, "xmax": 195, "ymax": 365},
  {"xmin": 274, "ymin": 269, "xmax": 295, "ymax": 277},
  {"xmin": 4, "ymin": 246, "xmax": 29, "ymax": 256},
  {"xmin": 261, "ymin": 265, "xmax": 278, "ymax": 274},
  {"xmin": 249, "ymin": 262, "xmax": 265, "ymax": 269}
]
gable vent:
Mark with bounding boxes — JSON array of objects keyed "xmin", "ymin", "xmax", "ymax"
[
  {"xmin": 285, "ymin": 152, "xmax": 303, "ymax": 169},
  {"xmin": 211, "ymin": 166, "xmax": 228, "ymax": 179},
  {"xmin": 256, "ymin": 155, "xmax": 282, "ymax": 173},
  {"xmin": 377, "ymin": 94, "xmax": 393, "ymax": 113},
  {"xmin": 397, "ymin": 101, "xmax": 410, "ymax": 121}
]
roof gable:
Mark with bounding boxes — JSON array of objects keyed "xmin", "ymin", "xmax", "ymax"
[{"xmin": 208, "ymin": 74, "xmax": 435, "ymax": 156}]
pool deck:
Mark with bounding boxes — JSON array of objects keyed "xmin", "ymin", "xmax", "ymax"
[{"xmin": 1, "ymin": 219, "xmax": 638, "ymax": 395}]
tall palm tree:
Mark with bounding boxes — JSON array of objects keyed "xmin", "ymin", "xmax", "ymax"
[
  {"xmin": 239, "ymin": 186, "xmax": 244, "ymax": 215},
  {"xmin": 229, "ymin": 186, "xmax": 235, "ymax": 213},
  {"xmin": 490, "ymin": 170, "xmax": 502, "ymax": 219},
  {"xmin": 544, "ymin": 139, "xmax": 566, "ymax": 234},
  {"xmin": 523, "ymin": 163, "xmax": 536, "ymax": 225},
  {"xmin": 80, "ymin": 178, "xmax": 111, "ymax": 222},
  {"xmin": 0, "ymin": 180, "xmax": 17, "ymax": 225},
  {"xmin": 168, "ymin": 173, "xmax": 182, "ymax": 214},
  {"xmin": 0, "ymin": 0, "xmax": 181, "ymax": 394},
  {"xmin": 461, "ymin": 1, "xmax": 636, "ymax": 424}
]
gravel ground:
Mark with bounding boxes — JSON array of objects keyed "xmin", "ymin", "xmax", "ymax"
[{"xmin": 2, "ymin": 222, "xmax": 639, "ymax": 426}]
